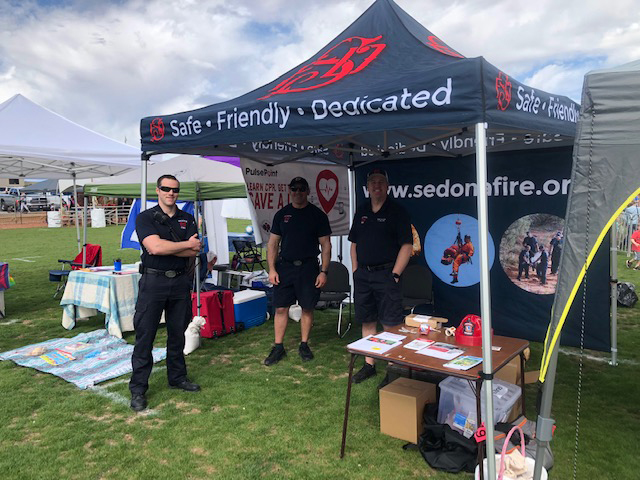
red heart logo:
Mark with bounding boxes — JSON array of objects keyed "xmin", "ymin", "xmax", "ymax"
[{"xmin": 316, "ymin": 169, "xmax": 339, "ymax": 214}]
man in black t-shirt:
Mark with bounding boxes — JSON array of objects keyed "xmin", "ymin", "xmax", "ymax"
[
  {"xmin": 264, "ymin": 177, "xmax": 332, "ymax": 366},
  {"xmin": 348, "ymin": 168, "xmax": 413, "ymax": 384},
  {"xmin": 129, "ymin": 174, "xmax": 202, "ymax": 412}
]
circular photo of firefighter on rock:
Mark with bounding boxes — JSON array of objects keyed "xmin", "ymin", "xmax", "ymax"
[
  {"xmin": 500, "ymin": 213, "xmax": 565, "ymax": 294},
  {"xmin": 424, "ymin": 214, "xmax": 495, "ymax": 287}
]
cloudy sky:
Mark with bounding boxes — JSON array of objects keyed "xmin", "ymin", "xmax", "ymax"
[{"xmin": 1, "ymin": 0, "xmax": 638, "ymax": 147}]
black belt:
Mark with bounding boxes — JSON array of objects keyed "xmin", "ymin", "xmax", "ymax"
[
  {"xmin": 142, "ymin": 267, "xmax": 184, "ymax": 278},
  {"xmin": 279, "ymin": 257, "xmax": 317, "ymax": 267},
  {"xmin": 363, "ymin": 262, "xmax": 394, "ymax": 272}
]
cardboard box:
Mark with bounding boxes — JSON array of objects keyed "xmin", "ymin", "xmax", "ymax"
[
  {"xmin": 495, "ymin": 358, "xmax": 522, "ymax": 422},
  {"xmin": 494, "ymin": 359, "xmax": 538, "ymax": 422},
  {"xmin": 404, "ymin": 314, "xmax": 448, "ymax": 329},
  {"xmin": 379, "ymin": 377, "xmax": 437, "ymax": 444}
]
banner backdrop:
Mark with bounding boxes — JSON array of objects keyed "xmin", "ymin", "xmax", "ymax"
[
  {"xmin": 240, "ymin": 158, "xmax": 350, "ymax": 239},
  {"xmin": 121, "ymin": 200, "xmax": 194, "ymax": 250},
  {"xmin": 355, "ymin": 147, "xmax": 610, "ymax": 351}
]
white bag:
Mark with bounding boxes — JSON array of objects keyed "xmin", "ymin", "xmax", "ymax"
[
  {"xmin": 184, "ymin": 316, "xmax": 206, "ymax": 355},
  {"xmin": 289, "ymin": 302, "xmax": 302, "ymax": 322}
]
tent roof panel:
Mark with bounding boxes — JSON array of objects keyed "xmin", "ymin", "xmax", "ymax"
[
  {"xmin": 140, "ymin": 0, "xmax": 579, "ymax": 162},
  {"xmin": 0, "ymin": 94, "xmax": 140, "ymax": 179}
]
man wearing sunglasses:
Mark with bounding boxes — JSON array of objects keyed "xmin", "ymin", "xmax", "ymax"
[
  {"xmin": 264, "ymin": 177, "xmax": 332, "ymax": 365},
  {"xmin": 129, "ymin": 174, "xmax": 202, "ymax": 412}
]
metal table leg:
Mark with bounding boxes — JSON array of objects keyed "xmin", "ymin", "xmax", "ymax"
[
  {"xmin": 340, "ymin": 353, "xmax": 357, "ymax": 458},
  {"xmin": 519, "ymin": 352, "xmax": 526, "ymax": 415}
]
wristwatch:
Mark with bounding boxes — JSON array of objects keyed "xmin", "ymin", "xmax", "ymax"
[
  {"xmin": 321, "ymin": 270, "xmax": 329, "ymax": 275},
  {"xmin": 392, "ymin": 272, "xmax": 401, "ymax": 280}
]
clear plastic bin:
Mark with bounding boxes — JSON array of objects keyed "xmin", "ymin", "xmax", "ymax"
[{"xmin": 437, "ymin": 376, "xmax": 521, "ymax": 438}]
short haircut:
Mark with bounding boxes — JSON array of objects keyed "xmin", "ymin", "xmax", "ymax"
[{"xmin": 157, "ymin": 174, "xmax": 179, "ymax": 187}]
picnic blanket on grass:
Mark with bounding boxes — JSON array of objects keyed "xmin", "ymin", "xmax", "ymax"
[{"xmin": 0, "ymin": 329, "xmax": 166, "ymax": 389}]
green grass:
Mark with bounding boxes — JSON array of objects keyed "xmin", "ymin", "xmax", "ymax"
[{"xmin": 0, "ymin": 225, "xmax": 639, "ymax": 479}]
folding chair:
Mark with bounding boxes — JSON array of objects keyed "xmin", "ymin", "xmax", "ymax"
[
  {"xmin": 49, "ymin": 244, "xmax": 103, "ymax": 298},
  {"xmin": 400, "ymin": 264, "xmax": 435, "ymax": 314},
  {"xmin": 319, "ymin": 261, "xmax": 352, "ymax": 338},
  {"xmin": 232, "ymin": 240, "xmax": 267, "ymax": 272}
]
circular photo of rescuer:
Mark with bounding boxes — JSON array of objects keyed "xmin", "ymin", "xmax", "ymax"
[
  {"xmin": 424, "ymin": 214, "xmax": 495, "ymax": 287},
  {"xmin": 500, "ymin": 213, "xmax": 565, "ymax": 294}
]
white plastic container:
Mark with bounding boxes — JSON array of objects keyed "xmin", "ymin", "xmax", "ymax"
[
  {"xmin": 47, "ymin": 211, "xmax": 61, "ymax": 228},
  {"xmin": 90, "ymin": 208, "xmax": 106, "ymax": 228},
  {"xmin": 437, "ymin": 376, "xmax": 521, "ymax": 438}
]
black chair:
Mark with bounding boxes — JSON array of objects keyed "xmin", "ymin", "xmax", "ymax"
[
  {"xmin": 319, "ymin": 261, "xmax": 352, "ymax": 338},
  {"xmin": 232, "ymin": 240, "xmax": 267, "ymax": 271},
  {"xmin": 400, "ymin": 264, "xmax": 434, "ymax": 314}
]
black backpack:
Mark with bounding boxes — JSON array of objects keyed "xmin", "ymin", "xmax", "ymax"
[
  {"xmin": 617, "ymin": 282, "xmax": 638, "ymax": 307},
  {"xmin": 416, "ymin": 404, "xmax": 478, "ymax": 473}
]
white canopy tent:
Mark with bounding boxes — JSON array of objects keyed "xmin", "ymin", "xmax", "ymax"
[
  {"xmin": 0, "ymin": 94, "xmax": 140, "ymax": 252},
  {"xmin": 84, "ymin": 155, "xmax": 260, "ymax": 265}
]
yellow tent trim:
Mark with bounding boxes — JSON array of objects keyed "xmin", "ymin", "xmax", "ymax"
[{"xmin": 539, "ymin": 187, "xmax": 640, "ymax": 382}]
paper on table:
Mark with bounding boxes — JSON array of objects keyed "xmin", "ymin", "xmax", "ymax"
[
  {"xmin": 443, "ymin": 355, "xmax": 483, "ymax": 370},
  {"xmin": 348, "ymin": 332, "xmax": 406, "ymax": 354},
  {"xmin": 412, "ymin": 314, "xmax": 433, "ymax": 321},
  {"xmin": 404, "ymin": 338, "xmax": 435, "ymax": 350},
  {"xmin": 416, "ymin": 342, "xmax": 465, "ymax": 360}
]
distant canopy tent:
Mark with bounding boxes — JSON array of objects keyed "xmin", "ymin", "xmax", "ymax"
[
  {"xmin": 21, "ymin": 179, "xmax": 60, "ymax": 194},
  {"xmin": 138, "ymin": 0, "xmax": 581, "ymax": 472},
  {"xmin": 0, "ymin": 94, "xmax": 140, "ymax": 253},
  {"xmin": 84, "ymin": 155, "xmax": 257, "ymax": 262}
]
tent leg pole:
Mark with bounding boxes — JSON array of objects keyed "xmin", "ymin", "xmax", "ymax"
[
  {"xmin": 140, "ymin": 153, "xmax": 149, "ymax": 213},
  {"xmin": 474, "ymin": 122, "xmax": 496, "ymax": 480},
  {"xmin": 610, "ymin": 222, "xmax": 618, "ymax": 366},
  {"xmin": 82, "ymin": 197, "xmax": 88, "ymax": 267},
  {"xmin": 194, "ymin": 197, "xmax": 201, "ymax": 315},
  {"xmin": 72, "ymin": 173, "xmax": 81, "ymax": 253},
  {"xmin": 534, "ymin": 346, "xmax": 558, "ymax": 480}
]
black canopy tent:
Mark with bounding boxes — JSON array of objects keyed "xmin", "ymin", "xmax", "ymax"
[{"xmin": 139, "ymin": 1, "xmax": 579, "ymax": 476}]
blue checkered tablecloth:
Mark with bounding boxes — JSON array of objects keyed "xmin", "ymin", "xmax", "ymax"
[{"xmin": 60, "ymin": 268, "xmax": 140, "ymax": 338}]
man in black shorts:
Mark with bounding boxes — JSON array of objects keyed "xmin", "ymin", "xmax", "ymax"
[
  {"xmin": 348, "ymin": 168, "xmax": 413, "ymax": 383},
  {"xmin": 264, "ymin": 177, "xmax": 332, "ymax": 365},
  {"xmin": 129, "ymin": 174, "xmax": 202, "ymax": 412}
]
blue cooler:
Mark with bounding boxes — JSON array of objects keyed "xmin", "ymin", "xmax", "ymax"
[{"xmin": 233, "ymin": 289, "xmax": 268, "ymax": 329}]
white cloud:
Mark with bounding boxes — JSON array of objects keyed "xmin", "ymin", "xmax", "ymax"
[{"xmin": 0, "ymin": 0, "xmax": 638, "ymax": 146}]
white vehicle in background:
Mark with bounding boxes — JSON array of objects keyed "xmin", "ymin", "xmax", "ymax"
[{"xmin": 0, "ymin": 188, "xmax": 18, "ymax": 212}]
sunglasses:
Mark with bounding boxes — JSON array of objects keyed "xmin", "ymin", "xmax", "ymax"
[
  {"xmin": 290, "ymin": 187, "xmax": 306, "ymax": 192},
  {"xmin": 158, "ymin": 186, "xmax": 180, "ymax": 193}
]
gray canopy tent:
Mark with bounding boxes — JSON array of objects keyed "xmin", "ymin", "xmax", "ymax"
[{"xmin": 534, "ymin": 59, "xmax": 640, "ymax": 478}]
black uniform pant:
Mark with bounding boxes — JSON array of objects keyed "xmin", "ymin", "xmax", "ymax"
[
  {"xmin": 537, "ymin": 262, "xmax": 548, "ymax": 285},
  {"xmin": 518, "ymin": 262, "xmax": 529, "ymax": 279},
  {"xmin": 129, "ymin": 273, "xmax": 191, "ymax": 395}
]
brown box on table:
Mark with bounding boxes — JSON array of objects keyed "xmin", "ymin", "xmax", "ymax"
[
  {"xmin": 404, "ymin": 314, "xmax": 447, "ymax": 329},
  {"xmin": 379, "ymin": 377, "xmax": 437, "ymax": 444}
]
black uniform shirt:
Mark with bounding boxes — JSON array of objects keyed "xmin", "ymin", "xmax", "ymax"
[
  {"xmin": 271, "ymin": 203, "xmax": 331, "ymax": 260},
  {"xmin": 348, "ymin": 198, "xmax": 412, "ymax": 266},
  {"xmin": 136, "ymin": 205, "xmax": 197, "ymax": 271}
]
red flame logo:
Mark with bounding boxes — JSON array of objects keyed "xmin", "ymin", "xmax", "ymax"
[
  {"xmin": 496, "ymin": 72, "xmax": 512, "ymax": 111},
  {"xmin": 425, "ymin": 36, "xmax": 464, "ymax": 58},
  {"xmin": 150, "ymin": 118, "xmax": 165, "ymax": 142},
  {"xmin": 259, "ymin": 36, "xmax": 386, "ymax": 100}
]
